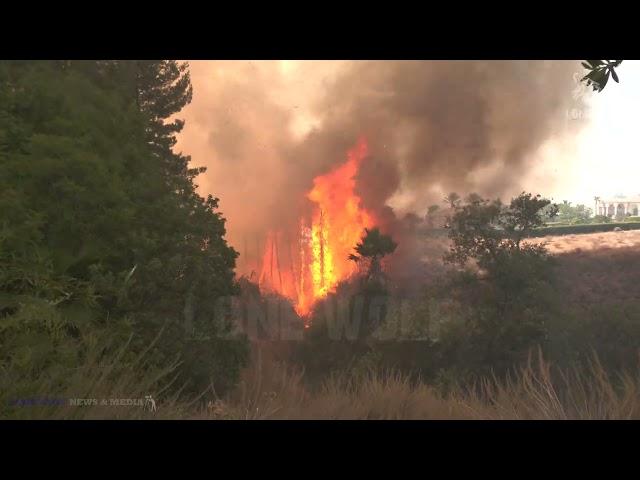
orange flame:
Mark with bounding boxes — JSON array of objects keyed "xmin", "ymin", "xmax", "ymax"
[
  {"xmin": 257, "ymin": 137, "xmax": 375, "ymax": 318},
  {"xmin": 306, "ymin": 137, "xmax": 374, "ymax": 305}
]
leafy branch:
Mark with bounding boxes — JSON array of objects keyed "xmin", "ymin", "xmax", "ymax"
[{"xmin": 581, "ymin": 60, "xmax": 623, "ymax": 92}]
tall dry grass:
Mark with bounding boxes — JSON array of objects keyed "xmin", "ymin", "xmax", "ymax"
[
  {"xmin": 199, "ymin": 350, "xmax": 640, "ymax": 420},
  {"xmin": 465, "ymin": 351, "xmax": 640, "ymax": 419},
  {"xmin": 1, "ymin": 332, "xmax": 192, "ymax": 420},
  {"xmin": 7, "ymin": 336, "xmax": 639, "ymax": 420}
]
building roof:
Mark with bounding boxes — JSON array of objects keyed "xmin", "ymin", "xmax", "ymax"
[{"xmin": 597, "ymin": 196, "xmax": 640, "ymax": 203}]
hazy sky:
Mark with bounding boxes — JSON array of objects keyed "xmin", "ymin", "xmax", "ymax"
[
  {"xmin": 535, "ymin": 60, "xmax": 640, "ymax": 205},
  {"xmin": 577, "ymin": 60, "xmax": 640, "ymax": 201}
]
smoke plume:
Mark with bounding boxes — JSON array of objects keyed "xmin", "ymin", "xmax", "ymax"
[{"xmin": 176, "ymin": 60, "xmax": 581, "ymax": 273}]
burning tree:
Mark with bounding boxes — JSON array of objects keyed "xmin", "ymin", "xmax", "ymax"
[
  {"xmin": 349, "ymin": 227, "xmax": 398, "ymax": 284},
  {"xmin": 253, "ymin": 138, "xmax": 376, "ymax": 317}
]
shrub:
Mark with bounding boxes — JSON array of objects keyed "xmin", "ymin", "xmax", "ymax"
[{"xmin": 439, "ymin": 192, "xmax": 561, "ymax": 378}]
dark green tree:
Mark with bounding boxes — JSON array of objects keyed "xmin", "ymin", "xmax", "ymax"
[
  {"xmin": 445, "ymin": 192, "xmax": 557, "ymax": 268},
  {"xmin": 581, "ymin": 60, "xmax": 623, "ymax": 92},
  {"xmin": 0, "ymin": 60, "xmax": 152, "ymax": 397},
  {"xmin": 501, "ymin": 193, "xmax": 557, "ymax": 247},
  {"xmin": 440, "ymin": 192, "xmax": 560, "ymax": 378},
  {"xmin": 133, "ymin": 61, "xmax": 194, "ymax": 178},
  {"xmin": 0, "ymin": 60, "xmax": 247, "ymax": 402},
  {"xmin": 349, "ymin": 227, "xmax": 398, "ymax": 283},
  {"xmin": 121, "ymin": 60, "xmax": 246, "ymax": 395}
]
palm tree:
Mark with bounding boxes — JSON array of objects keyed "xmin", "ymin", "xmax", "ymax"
[{"xmin": 348, "ymin": 227, "xmax": 397, "ymax": 283}]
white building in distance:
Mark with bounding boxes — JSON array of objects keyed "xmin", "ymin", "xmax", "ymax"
[{"xmin": 594, "ymin": 196, "xmax": 640, "ymax": 217}]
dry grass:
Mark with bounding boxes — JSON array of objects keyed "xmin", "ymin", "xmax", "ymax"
[
  {"xmin": 464, "ymin": 352, "xmax": 640, "ymax": 419},
  {"xmin": 196, "ymin": 350, "xmax": 640, "ymax": 420},
  {"xmin": 8, "ymin": 342, "xmax": 640, "ymax": 419},
  {"xmin": 1, "ymin": 333, "xmax": 191, "ymax": 420},
  {"xmin": 198, "ymin": 363, "xmax": 474, "ymax": 420},
  {"xmin": 531, "ymin": 229, "xmax": 640, "ymax": 255},
  {"xmin": 528, "ymin": 230, "xmax": 640, "ymax": 307}
]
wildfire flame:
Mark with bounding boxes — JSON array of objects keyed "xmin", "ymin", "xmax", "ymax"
[
  {"xmin": 256, "ymin": 138, "xmax": 375, "ymax": 318},
  {"xmin": 307, "ymin": 138, "xmax": 374, "ymax": 304}
]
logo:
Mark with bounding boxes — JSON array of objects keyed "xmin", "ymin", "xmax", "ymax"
[
  {"xmin": 144, "ymin": 395, "xmax": 157, "ymax": 412},
  {"xmin": 566, "ymin": 71, "xmax": 593, "ymax": 122},
  {"xmin": 571, "ymin": 71, "xmax": 590, "ymax": 102},
  {"xmin": 9, "ymin": 394, "xmax": 159, "ymax": 414}
]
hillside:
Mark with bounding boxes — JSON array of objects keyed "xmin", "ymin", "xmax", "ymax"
[{"xmin": 532, "ymin": 230, "xmax": 640, "ymax": 307}]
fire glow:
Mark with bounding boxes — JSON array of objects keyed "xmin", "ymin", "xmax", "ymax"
[{"xmin": 256, "ymin": 138, "xmax": 375, "ymax": 317}]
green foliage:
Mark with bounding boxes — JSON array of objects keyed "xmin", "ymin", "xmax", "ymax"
[
  {"xmin": 297, "ymin": 192, "xmax": 566, "ymax": 386},
  {"xmin": 581, "ymin": 60, "xmax": 623, "ymax": 92},
  {"xmin": 350, "ymin": 227, "xmax": 397, "ymax": 262},
  {"xmin": 543, "ymin": 200, "xmax": 593, "ymax": 225},
  {"xmin": 293, "ymin": 192, "xmax": 640, "ymax": 395},
  {"xmin": 593, "ymin": 214, "xmax": 612, "ymax": 224},
  {"xmin": 440, "ymin": 192, "xmax": 559, "ymax": 377},
  {"xmin": 0, "ymin": 328, "xmax": 187, "ymax": 419},
  {"xmin": 443, "ymin": 195, "xmax": 504, "ymax": 268},
  {"xmin": 545, "ymin": 303, "xmax": 640, "ymax": 374},
  {"xmin": 444, "ymin": 191, "xmax": 554, "ymax": 268},
  {"xmin": 349, "ymin": 227, "xmax": 397, "ymax": 288},
  {"xmin": 0, "ymin": 60, "xmax": 248, "ymax": 404},
  {"xmin": 501, "ymin": 192, "xmax": 556, "ymax": 245}
]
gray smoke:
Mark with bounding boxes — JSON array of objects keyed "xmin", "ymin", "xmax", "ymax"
[
  {"xmin": 305, "ymin": 60, "xmax": 580, "ymax": 216},
  {"xmin": 178, "ymin": 60, "xmax": 583, "ymax": 270}
]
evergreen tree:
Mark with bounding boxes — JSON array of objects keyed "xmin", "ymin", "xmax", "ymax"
[{"xmin": 0, "ymin": 60, "xmax": 247, "ymax": 403}]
